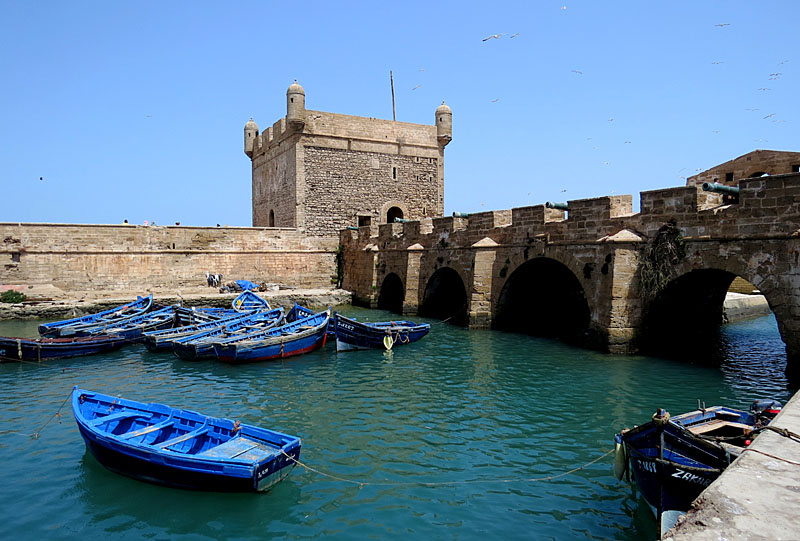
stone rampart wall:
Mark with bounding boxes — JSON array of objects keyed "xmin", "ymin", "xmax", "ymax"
[{"xmin": 1, "ymin": 223, "xmax": 338, "ymax": 293}]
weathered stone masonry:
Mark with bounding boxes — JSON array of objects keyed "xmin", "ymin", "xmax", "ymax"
[
  {"xmin": 1, "ymin": 223, "xmax": 338, "ymax": 292},
  {"xmin": 341, "ymin": 173, "xmax": 800, "ymax": 369}
]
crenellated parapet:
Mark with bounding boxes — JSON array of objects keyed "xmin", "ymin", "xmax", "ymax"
[{"xmin": 341, "ymin": 171, "xmax": 800, "ymax": 367}]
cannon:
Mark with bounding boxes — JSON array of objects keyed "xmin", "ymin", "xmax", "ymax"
[
  {"xmin": 702, "ymin": 182, "xmax": 739, "ymax": 203},
  {"xmin": 345, "ymin": 226, "xmax": 359, "ymax": 231},
  {"xmin": 452, "ymin": 212, "xmax": 470, "ymax": 218},
  {"xmin": 393, "ymin": 217, "xmax": 408, "ymax": 223},
  {"xmin": 702, "ymin": 182, "xmax": 740, "ymax": 196},
  {"xmin": 545, "ymin": 201, "xmax": 568, "ymax": 210}
]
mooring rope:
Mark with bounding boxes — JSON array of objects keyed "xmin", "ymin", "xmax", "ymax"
[
  {"xmin": 279, "ymin": 448, "xmax": 614, "ymax": 488},
  {"xmin": 741, "ymin": 447, "xmax": 800, "ymax": 466},
  {"xmin": 0, "ymin": 390, "xmax": 72, "ymax": 439}
]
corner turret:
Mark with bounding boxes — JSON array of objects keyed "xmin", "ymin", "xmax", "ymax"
[
  {"xmin": 287, "ymin": 79, "xmax": 306, "ymax": 131},
  {"xmin": 435, "ymin": 101, "xmax": 452, "ymax": 146},
  {"xmin": 244, "ymin": 117, "xmax": 259, "ymax": 158}
]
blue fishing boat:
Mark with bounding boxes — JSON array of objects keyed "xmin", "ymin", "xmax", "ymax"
[
  {"xmin": 232, "ymin": 290, "xmax": 270, "ymax": 312},
  {"xmin": 286, "ymin": 302, "xmax": 335, "ymax": 337},
  {"xmin": 0, "ymin": 334, "xmax": 127, "ymax": 362},
  {"xmin": 73, "ymin": 305, "xmax": 177, "ymax": 340},
  {"xmin": 38, "ymin": 295, "xmax": 153, "ymax": 337},
  {"xmin": 614, "ymin": 400, "xmax": 782, "ymax": 536},
  {"xmin": 72, "ymin": 387, "xmax": 301, "ymax": 492},
  {"xmin": 144, "ymin": 311, "xmax": 259, "ymax": 352},
  {"xmin": 332, "ymin": 313, "xmax": 430, "ymax": 352},
  {"xmin": 172, "ymin": 307, "xmax": 284, "ymax": 360},
  {"xmin": 213, "ymin": 310, "xmax": 330, "ymax": 364}
]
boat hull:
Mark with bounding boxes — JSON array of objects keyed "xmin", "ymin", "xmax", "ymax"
[
  {"xmin": 72, "ymin": 388, "xmax": 301, "ymax": 492},
  {"xmin": 333, "ymin": 313, "xmax": 430, "ymax": 351},
  {"xmin": 78, "ymin": 426, "xmax": 298, "ymax": 492},
  {"xmin": 214, "ymin": 324, "xmax": 328, "ymax": 364},
  {"xmin": 0, "ymin": 335, "xmax": 127, "ymax": 362}
]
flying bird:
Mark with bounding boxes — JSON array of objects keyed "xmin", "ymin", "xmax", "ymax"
[
  {"xmin": 711, "ymin": 61, "xmax": 724, "ymax": 65},
  {"xmin": 39, "ymin": 177, "xmax": 43, "ymax": 181},
  {"xmin": 757, "ymin": 87, "xmax": 771, "ymax": 91},
  {"xmin": 763, "ymin": 113, "xmax": 776, "ymax": 119},
  {"xmin": 482, "ymin": 33, "xmax": 503, "ymax": 41},
  {"xmin": 412, "ymin": 85, "xmax": 421, "ymax": 91},
  {"xmin": 607, "ymin": 118, "xmax": 614, "ymax": 122},
  {"xmin": 491, "ymin": 98, "xmax": 499, "ymax": 102},
  {"xmin": 715, "ymin": 23, "xmax": 730, "ymax": 27},
  {"xmin": 561, "ymin": 5, "xmax": 567, "ymax": 10},
  {"xmin": 624, "ymin": 140, "xmax": 631, "ymax": 144},
  {"xmin": 571, "ymin": 69, "xmax": 583, "ymax": 75},
  {"xmin": 745, "ymin": 108, "xmax": 760, "ymax": 111},
  {"xmin": 768, "ymin": 73, "xmax": 782, "ymax": 80},
  {"xmin": 510, "ymin": 33, "xmax": 519, "ymax": 38}
]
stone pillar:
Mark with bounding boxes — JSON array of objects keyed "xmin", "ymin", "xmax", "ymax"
[
  {"xmin": 403, "ymin": 243, "xmax": 424, "ymax": 315},
  {"xmin": 368, "ymin": 245, "xmax": 379, "ymax": 308},
  {"xmin": 469, "ymin": 237, "xmax": 499, "ymax": 328},
  {"xmin": 605, "ymin": 246, "xmax": 642, "ymax": 354}
]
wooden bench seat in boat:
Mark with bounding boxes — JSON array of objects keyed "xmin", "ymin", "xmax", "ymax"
[
  {"xmin": 90, "ymin": 411, "xmax": 152, "ymax": 426},
  {"xmin": 196, "ymin": 436, "xmax": 280, "ymax": 461},
  {"xmin": 687, "ymin": 419, "xmax": 753, "ymax": 435},
  {"xmin": 158, "ymin": 427, "xmax": 209, "ymax": 449},
  {"xmin": 120, "ymin": 419, "xmax": 174, "ymax": 439}
]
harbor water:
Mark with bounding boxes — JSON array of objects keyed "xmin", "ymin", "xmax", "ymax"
[{"xmin": 0, "ymin": 308, "xmax": 794, "ymax": 540}]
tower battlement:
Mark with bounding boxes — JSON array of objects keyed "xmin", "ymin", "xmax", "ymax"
[{"xmin": 244, "ymin": 81, "xmax": 452, "ymax": 236}]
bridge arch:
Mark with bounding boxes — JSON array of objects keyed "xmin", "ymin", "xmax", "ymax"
[
  {"xmin": 419, "ymin": 266, "xmax": 468, "ymax": 325},
  {"xmin": 637, "ymin": 261, "xmax": 781, "ymax": 361},
  {"xmin": 494, "ymin": 256, "xmax": 591, "ymax": 342},
  {"xmin": 378, "ymin": 272, "xmax": 404, "ymax": 314}
]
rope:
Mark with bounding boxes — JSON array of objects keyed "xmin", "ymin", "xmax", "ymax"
[
  {"xmin": 279, "ymin": 448, "xmax": 614, "ymax": 488},
  {"xmin": 0, "ymin": 390, "xmax": 72, "ymax": 439},
  {"xmin": 741, "ymin": 447, "xmax": 800, "ymax": 466}
]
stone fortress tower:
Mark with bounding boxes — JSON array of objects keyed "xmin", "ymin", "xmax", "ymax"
[{"xmin": 244, "ymin": 81, "xmax": 452, "ymax": 236}]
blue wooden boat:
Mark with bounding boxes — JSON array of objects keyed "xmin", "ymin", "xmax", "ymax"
[
  {"xmin": 232, "ymin": 290, "xmax": 270, "ymax": 312},
  {"xmin": 72, "ymin": 387, "xmax": 301, "ymax": 492},
  {"xmin": 38, "ymin": 295, "xmax": 153, "ymax": 337},
  {"xmin": 144, "ymin": 311, "xmax": 261, "ymax": 352},
  {"xmin": 614, "ymin": 400, "xmax": 782, "ymax": 536},
  {"xmin": 0, "ymin": 334, "xmax": 127, "ymax": 362},
  {"xmin": 172, "ymin": 308, "xmax": 285, "ymax": 360},
  {"xmin": 213, "ymin": 310, "xmax": 330, "ymax": 364},
  {"xmin": 73, "ymin": 305, "xmax": 177, "ymax": 340},
  {"xmin": 332, "ymin": 312, "xmax": 430, "ymax": 352},
  {"xmin": 286, "ymin": 302, "xmax": 335, "ymax": 337}
]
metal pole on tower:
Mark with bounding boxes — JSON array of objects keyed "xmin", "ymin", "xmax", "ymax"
[{"xmin": 390, "ymin": 70, "xmax": 396, "ymax": 121}]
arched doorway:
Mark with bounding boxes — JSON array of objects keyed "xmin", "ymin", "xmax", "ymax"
[
  {"xmin": 494, "ymin": 257, "xmax": 590, "ymax": 343},
  {"xmin": 378, "ymin": 273, "xmax": 404, "ymax": 314},
  {"xmin": 419, "ymin": 267, "xmax": 468, "ymax": 326},
  {"xmin": 386, "ymin": 207, "xmax": 404, "ymax": 223}
]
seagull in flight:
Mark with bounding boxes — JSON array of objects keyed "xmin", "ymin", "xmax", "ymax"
[
  {"xmin": 711, "ymin": 61, "xmax": 724, "ymax": 65},
  {"xmin": 768, "ymin": 73, "xmax": 782, "ymax": 80},
  {"xmin": 715, "ymin": 23, "xmax": 730, "ymax": 27},
  {"xmin": 491, "ymin": 98, "xmax": 499, "ymax": 103},
  {"xmin": 510, "ymin": 33, "xmax": 519, "ymax": 38},
  {"xmin": 411, "ymin": 85, "xmax": 421, "ymax": 91},
  {"xmin": 757, "ymin": 87, "xmax": 771, "ymax": 91},
  {"xmin": 482, "ymin": 33, "xmax": 503, "ymax": 41},
  {"xmin": 571, "ymin": 69, "xmax": 583, "ymax": 75},
  {"xmin": 763, "ymin": 113, "xmax": 776, "ymax": 119}
]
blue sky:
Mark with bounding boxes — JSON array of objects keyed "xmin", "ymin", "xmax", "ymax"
[{"xmin": 1, "ymin": 1, "xmax": 797, "ymax": 226}]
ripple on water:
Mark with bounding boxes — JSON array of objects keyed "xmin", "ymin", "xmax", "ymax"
[{"xmin": 0, "ymin": 310, "xmax": 794, "ymax": 540}]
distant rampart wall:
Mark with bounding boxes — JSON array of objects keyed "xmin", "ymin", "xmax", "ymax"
[{"xmin": 1, "ymin": 223, "xmax": 338, "ymax": 293}]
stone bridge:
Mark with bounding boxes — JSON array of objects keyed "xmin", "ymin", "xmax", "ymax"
[{"xmin": 340, "ymin": 173, "xmax": 800, "ymax": 374}]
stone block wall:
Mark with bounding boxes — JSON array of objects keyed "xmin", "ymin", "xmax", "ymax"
[
  {"xmin": 303, "ymin": 146, "xmax": 440, "ymax": 236},
  {"xmin": 1, "ymin": 223, "xmax": 338, "ymax": 293}
]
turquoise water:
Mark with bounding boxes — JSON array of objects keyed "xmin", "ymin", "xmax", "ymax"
[{"xmin": 0, "ymin": 309, "xmax": 794, "ymax": 540}]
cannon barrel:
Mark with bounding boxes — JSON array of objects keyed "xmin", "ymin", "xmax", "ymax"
[
  {"xmin": 702, "ymin": 182, "xmax": 740, "ymax": 196},
  {"xmin": 452, "ymin": 212, "xmax": 470, "ymax": 218},
  {"xmin": 345, "ymin": 226, "xmax": 359, "ymax": 231},
  {"xmin": 545, "ymin": 201, "xmax": 568, "ymax": 210},
  {"xmin": 393, "ymin": 217, "xmax": 408, "ymax": 223}
]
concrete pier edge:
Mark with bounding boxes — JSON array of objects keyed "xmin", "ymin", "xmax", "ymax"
[{"xmin": 666, "ymin": 390, "xmax": 800, "ymax": 540}]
